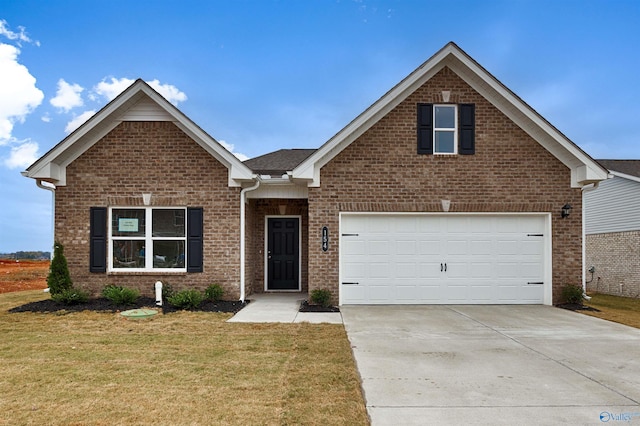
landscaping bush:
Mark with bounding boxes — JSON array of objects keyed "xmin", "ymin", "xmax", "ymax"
[
  {"xmin": 167, "ymin": 289, "xmax": 204, "ymax": 310},
  {"xmin": 51, "ymin": 288, "xmax": 90, "ymax": 305},
  {"xmin": 205, "ymin": 284, "xmax": 224, "ymax": 302},
  {"xmin": 161, "ymin": 281, "xmax": 175, "ymax": 300},
  {"xmin": 102, "ymin": 285, "xmax": 140, "ymax": 305},
  {"xmin": 562, "ymin": 284, "xmax": 584, "ymax": 305},
  {"xmin": 47, "ymin": 242, "xmax": 72, "ymax": 296},
  {"xmin": 310, "ymin": 288, "xmax": 332, "ymax": 308}
]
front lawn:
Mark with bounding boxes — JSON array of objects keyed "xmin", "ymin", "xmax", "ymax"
[
  {"xmin": 581, "ymin": 293, "xmax": 640, "ymax": 329},
  {"xmin": 0, "ymin": 290, "xmax": 368, "ymax": 425}
]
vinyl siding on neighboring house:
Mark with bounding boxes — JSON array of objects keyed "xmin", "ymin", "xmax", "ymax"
[{"xmin": 584, "ymin": 175, "xmax": 640, "ymax": 234}]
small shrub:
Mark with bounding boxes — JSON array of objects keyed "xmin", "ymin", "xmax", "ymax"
[
  {"xmin": 562, "ymin": 284, "xmax": 584, "ymax": 305},
  {"xmin": 167, "ymin": 289, "xmax": 204, "ymax": 310},
  {"xmin": 310, "ymin": 288, "xmax": 332, "ymax": 308},
  {"xmin": 52, "ymin": 288, "xmax": 90, "ymax": 305},
  {"xmin": 47, "ymin": 242, "xmax": 73, "ymax": 296},
  {"xmin": 205, "ymin": 284, "xmax": 224, "ymax": 302},
  {"xmin": 161, "ymin": 281, "xmax": 175, "ymax": 300},
  {"xmin": 102, "ymin": 285, "xmax": 140, "ymax": 305}
]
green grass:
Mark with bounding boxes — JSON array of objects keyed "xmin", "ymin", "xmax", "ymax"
[
  {"xmin": 0, "ymin": 290, "xmax": 368, "ymax": 425},
  {"xmin": 582, "ymin": 293, "xmax": 640, "ymax": 329}
]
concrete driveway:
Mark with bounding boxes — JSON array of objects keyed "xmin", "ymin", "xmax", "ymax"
[{"xmin": 341, "ymin": 305, "xmax": 640, "ymax": 425}]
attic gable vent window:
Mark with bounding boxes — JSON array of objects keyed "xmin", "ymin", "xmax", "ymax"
[{"xmin": 417, "ymin": 103, "xmax": 475, "ymax": 155}]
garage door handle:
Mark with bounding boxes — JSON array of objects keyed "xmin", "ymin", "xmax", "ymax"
[
  {"xmin": 527, "ymin": 282, "xmax": 544, "ymax": 285},
  {"xmin": 441, "ymin": 263, "xmax": 447, "ymax": 272},
  {"xmin": 342, "ymin": 233, "xmax": 359, "ymax": 236},
  {"xmin": 342, "ymin": 282, "xmax": 359, "ymax": 285},
  {"xmin": 527, "ymin": 234, "xmax": 544, "ymax": 237}
]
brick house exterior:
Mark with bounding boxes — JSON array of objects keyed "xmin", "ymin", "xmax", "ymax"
[
  {"xmin": 25, "ymin": 43, "xmax": 607, "ymax": 305},
  {"xmin": 585, "ymin": 160, "xmax": 640, "ymax": 298}
]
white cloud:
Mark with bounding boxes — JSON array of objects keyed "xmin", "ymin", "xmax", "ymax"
[
  {"xmin": 94, "ymin": 77, "xmax": 135, "ymax": 101},
  {"xmin": 147, "ymin": 79, "xmax": 188, "ymax": 105},
  {"xmin": 219, "ymin": 140, "xmax": 249, "ymax": 161},
  {"xmin": 93, "ymin": 77, "xmax": 187, "ymax": 105},
  {"xmin": 41, "ymin": 113, "xmax": 51, "ymax": 123},
  {"xmin": 0, "ymin": 20, "xmax": 37, "ymax": 46},
  {"xmin": 4, "ymin": 141, "xmax": 39, "ymax": 169},
  {"xmin": 65, "ymin": 110, "xmax": 96, "ymax": 134},
  {"xmin": 50, "ymin": 79, "xmax": 84, "ymax": 112},
  {"xmin": 0, "ymin": 43, "xmax": 44, "ymax": 142}
]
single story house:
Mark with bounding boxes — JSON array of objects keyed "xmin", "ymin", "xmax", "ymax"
[
  {"xmin": 585, "ymin": 160, "xmax": 640, "ymax": 298},
  {"xmin": 24, "ymin": 42, "xmax": 608, "ymax": 305}
]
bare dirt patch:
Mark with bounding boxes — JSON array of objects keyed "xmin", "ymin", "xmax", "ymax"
[{"xmin": 0, "ymin": 259, "xmax": 49, "ymax": 294}]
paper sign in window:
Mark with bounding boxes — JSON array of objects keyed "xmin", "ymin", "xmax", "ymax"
[{"xmin": 118, "ymin": 218, "xmax": 139, "ymax": 232}]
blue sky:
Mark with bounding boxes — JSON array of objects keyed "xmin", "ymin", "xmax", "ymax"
[{"xmin": 1, "ymin": 0, "xmax": 639, "ymax": 252}]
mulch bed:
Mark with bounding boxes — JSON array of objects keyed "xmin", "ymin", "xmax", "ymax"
[
  {"xmin": 557, "ymin": 303, "xmax": 600, "ymax": 312},
  {"xmin": 8, "ymin": 297, "xmax": 247, "ymax": 314},
  {"xmin": 299, "ymin": 300, "xmax": 340, "ymax": 313}
]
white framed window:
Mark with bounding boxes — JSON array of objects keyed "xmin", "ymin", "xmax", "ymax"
[
  {"xmin": 109, "ymin": 207, "xmax": 186, "ymax": 272},
  {"xmin": 434, "ymin": 104, "xmax": 457, "ymax": 154}
]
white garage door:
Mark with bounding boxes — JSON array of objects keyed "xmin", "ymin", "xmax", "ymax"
[{"xmin": 340, "ymin": 214, "xmax": 549, "ymax": 305}]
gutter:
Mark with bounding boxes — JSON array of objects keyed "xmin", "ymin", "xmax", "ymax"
[
  {"xmin": 239, "ymin": 176, "xmax": 261, "ymax": 303},
  {"xmin": 581, "ymin": 182, "xmax": 600, "ymax": 301},
  {"xmin": 35, "ymin": 179, "xmax": 56, "ymax": 260}
]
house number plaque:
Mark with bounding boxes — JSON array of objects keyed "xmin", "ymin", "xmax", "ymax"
[{"xmin": 322, "ymin": 226, "xmax": 329, "ymax": 252}]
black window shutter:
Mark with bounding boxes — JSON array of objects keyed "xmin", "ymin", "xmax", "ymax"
[
  {"xmin": 459, "ymin": 104, "xmax": 475, "ymax": 155},
  {"xmin": 89, "ymin": 207, "xmax": 107, "ymax": 273},
  {"xmin": 187, "ymin": 207, "xmax": 203, "ymax": 273},
  {"xmin": 417, "ymin": 103, "xmax": 433, "ymax": 154}
]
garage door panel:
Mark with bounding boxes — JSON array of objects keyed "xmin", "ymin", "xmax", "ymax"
[
  {"xmin": 447, "ymin": 239, "xmax": 468, "ymax": 255},
  {"xmin": 396, "ymin": 262, "xmax": 418, "ymax": 278},
  {"xmin": 418, "ymin": 240, "xmax": 442, "ymax": 255},
  {"xmin": 419, "ymin": 263, "xmax": 441, "ymax": 278},
  {"xmin": 396, "ymin": 240, "xmax": 416, "ymax": 255},
  {"xmin": 341, "ymin": 214, "xmax": 547, "ymax": 305}
]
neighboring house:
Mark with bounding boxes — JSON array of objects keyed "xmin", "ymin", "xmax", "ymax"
[
  {"xmin": 585, "ymin": 160, "xmax": 640, "ymax": 298},
  {"xmin": 23, "ymin": 42, "xmax": 608, "ymax": 305}
]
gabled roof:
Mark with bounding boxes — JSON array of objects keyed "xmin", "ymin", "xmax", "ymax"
[
  {"xmin": 243, "ymin": 149, "xmax": 316, "ymax": 176},
  {"xmin": 292, "ymin": 42, "xmax": 608, "ymax": 188},
  {"xmin": 597, "ymin": 160, "xmax": 640, "ymax": 179},
  {"xmin": 23, "ymin": 79, "xmax": 254, "ymax": 187}
]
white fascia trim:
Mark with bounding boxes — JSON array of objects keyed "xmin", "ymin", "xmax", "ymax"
[
  {"xmin": 294, "ymin": 43, "xmax": 607, "ymax": 188},
  {"xmin": 25, "ymin": 80, "xmax": 253, "ymax": 188},
  {"xmin": 609, "ymin": 170, "xmax": 640, "ymax": 184},
  {"xmin": 447, "ymin": 54, "xmax": 608, "ymax": 187},
  {"xmin": 294, "ymin": 53, "xmax": 449, "ymax": 186}
]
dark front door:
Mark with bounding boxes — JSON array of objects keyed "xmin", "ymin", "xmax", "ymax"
[{"xmin": 267, "ymin": 217, "xmax": 300, "ymax": 290}]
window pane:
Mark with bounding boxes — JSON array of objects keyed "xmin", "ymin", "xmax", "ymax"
[
  {"xmin": 435, "ymin": 131, "xmax": 455, "ymax": 153},
  {"xmin": 153, "ymin": 209, "xmax": 185, "ymax": 237},
  {"xmin": 112, "ymin": 209, "xmax": 145, "ymax": 237},
  {"xmin": 113, "ymin": 240, "xmax": 145, "ymax": 268},
  {"xmin": 435, "ymin": 106, "xmax": 455, "ymax": 128},
  {"xmin": 153, "ymin": 240, "xmax": 185, "ymax": 268}
]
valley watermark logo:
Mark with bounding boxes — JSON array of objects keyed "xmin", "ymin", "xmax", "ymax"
[{"xmin": 600, "ymin": 411, "xmax": 640, "ymax": 422}]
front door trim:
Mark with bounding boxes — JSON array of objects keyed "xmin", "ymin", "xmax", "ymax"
[{"xmin": 264, "ymin": 215, "xmax": 302, "ymax": 292}]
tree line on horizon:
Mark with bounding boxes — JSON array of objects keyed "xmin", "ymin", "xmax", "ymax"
[{"xmin": 0, "ymin": 251, "xmax": 51, "ymax": 260}]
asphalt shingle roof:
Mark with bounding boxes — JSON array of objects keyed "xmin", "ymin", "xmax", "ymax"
[
  {"xmin": 597, "ymin": 159, "xmax": 640, "ymax": 178},
  {"xmin": 243, "ymin": 149, "xmax": 316, "ymax": 176}
]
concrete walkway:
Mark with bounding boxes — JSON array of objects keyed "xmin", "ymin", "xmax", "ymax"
[
  {"xmin": 227, "ymin": 293, "xmax": 343, "ymax": 324},
  {"xmin": 342, "ymin": 305, "xmax": 640, "ymax": 425}
]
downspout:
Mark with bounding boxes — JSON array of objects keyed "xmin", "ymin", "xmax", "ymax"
[
  {"xmin": 36, "ymin": 179, "xmax": 56, "ymax": 261},
  {"xmin": 239, "ymin": 176, "xmax": 261, "ymax": 303},
  {"xmin": 581, "ymin": 182, "xmax": 600, "ymax": 301}
]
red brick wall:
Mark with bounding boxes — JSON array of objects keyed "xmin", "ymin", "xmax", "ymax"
[
  {"xmin": 55, "ymin": 121, "xmax": 242, "ymax": 298},
  {"xmin": 308, "ymin": 67, "xmax": 583, "ymax": 304},
  {"xmin": 586, "ymin": 232, "xmax": 640, "ymax": 298}
]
